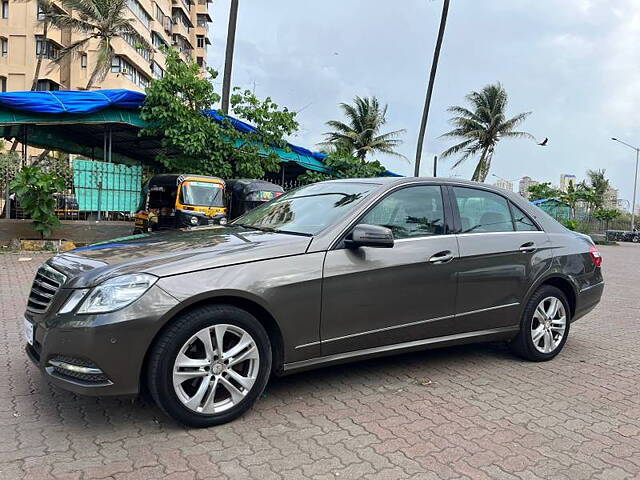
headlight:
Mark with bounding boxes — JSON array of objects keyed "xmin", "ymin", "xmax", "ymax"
[{"xmin": 77, "ymin": 274, "xmax": 157, "ymax": 314}]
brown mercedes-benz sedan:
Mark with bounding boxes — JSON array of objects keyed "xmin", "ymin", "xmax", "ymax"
[{"xmin": 23, "ymin": 177, "xmax": 604, "ymax": 427}]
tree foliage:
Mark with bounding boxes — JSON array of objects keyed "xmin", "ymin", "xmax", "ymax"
[
  {"xmin": 527, "ymin": 182, "xmax": 561, "ymax": 201},
  {"xmin": 320, "ymin": 97, "xmax": 406, "ymax": 161},
  {"xmin": 10, "ymin": 166, "xmax": 65, "ymax": 238},
  {"xmin": 440, "ymin": 83, "xmax": 533, "ymax": 182},
  {"xmin": 298, "ymin": 152, "xmax": 387, "ymax": 184},
  {"xmin": 141, "ymin": 50, "xmax": 299, "ymax": 178}
]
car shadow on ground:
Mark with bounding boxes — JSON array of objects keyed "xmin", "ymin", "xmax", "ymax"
[{"xmin": 28, "ymin": 340, "xmax": 517, "ymax": 431}]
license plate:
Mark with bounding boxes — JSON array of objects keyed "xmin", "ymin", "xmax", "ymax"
[{"xmin": 24, "ymin": 318, "xmax": 34, "ymax": 346}]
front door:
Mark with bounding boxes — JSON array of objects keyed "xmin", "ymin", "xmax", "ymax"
[
  {"xmin": 451, "ymin": 186, "xmax": 553, "ymax": 331},
  {"xmin": 320, "ymin": 185, "xmax": 460, "ymax": 356}
]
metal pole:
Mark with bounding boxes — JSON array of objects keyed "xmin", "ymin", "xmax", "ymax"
[
  {"xmin": 221, "ymin": 0, "xmax": 239, "ymax": 114},
  {"xmin": 433, "ymin": 155, "xmax": 438, "ymax": 177},
  {"xmin": 414, "ymin": 0, "xmax": 450, "ymax": 177},
  {"xmin": 632, "ymin": 148, "xmax": 639, "ymax": 231}
]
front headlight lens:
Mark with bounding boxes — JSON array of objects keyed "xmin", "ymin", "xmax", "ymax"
[{"xmin": 77, "ymin": 274, "xmax": 157, "ymax": 314}]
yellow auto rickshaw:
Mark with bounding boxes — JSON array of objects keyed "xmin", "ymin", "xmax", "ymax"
[{"xmin": 134, "ymin": 174, "xmax": 227, "ymax": 233}]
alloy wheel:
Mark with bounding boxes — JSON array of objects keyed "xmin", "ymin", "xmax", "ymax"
[
  {"xmin": 530, "ymin": 296, "xmax": 567, "ymax": 354},
  {"xmin": 172, "ymin": 324, "xmax": 260, "ymax": 414}
]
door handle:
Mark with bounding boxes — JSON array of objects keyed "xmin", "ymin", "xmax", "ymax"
[
  {"xmin": 429, "ymin": 250, "xmax": 454, "ymax": 264},
  {"xmin": 519, "ymin": 242, "xmax": 536, "ymax": 253}
]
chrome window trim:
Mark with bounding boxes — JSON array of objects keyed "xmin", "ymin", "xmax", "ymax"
[{"xmin": 294, "ymin": 302, "xmax": 520, "ymax": 349}]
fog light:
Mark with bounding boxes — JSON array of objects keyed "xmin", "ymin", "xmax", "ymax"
[
  {"xmin": 219, "ymin": 217, "xmax": 228, "ymax": 225},
  {"xmin": 190, "ymin": 216, "xmax": 199, "ymax": 225}
]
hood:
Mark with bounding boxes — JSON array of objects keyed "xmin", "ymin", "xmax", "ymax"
[{"xmin": 50, "ymin": 226, "xmax": 312, "ymax": 288}]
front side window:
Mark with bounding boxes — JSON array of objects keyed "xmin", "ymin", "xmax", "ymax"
[
  {"xmin": 360, "ymin": 185, "xmax": 445, "ymax": 239},
  {"xmin": 233, "ymin": 182, "xmax": 376, "ymax": 236},
  {"xmin": 453, "ymin": 187, "xmax": 514, "ymax": 233},
  {"xmin": 511, "ymin": 203, "xmax": 539, "ymax": 231}
]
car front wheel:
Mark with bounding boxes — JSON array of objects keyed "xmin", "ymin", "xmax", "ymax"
[
  {"xmin": 510, "ymin": 285, "xmax": 570, "ymax": 361},
  {"xmin": 147, "ymin": 305, "xmax": 272, "ymax": 427}
]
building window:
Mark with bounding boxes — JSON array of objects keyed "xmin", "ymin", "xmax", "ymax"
[
  {"xmin": 0, "ymin": 76, "xmax": 6, "ymax": 92},
  {"xmin": 1, "ymin": 0, "xmax": 8, "ymax": 19},
  {"xmin": 197, "ymin": 14, "xmax": 208, "ymax": 27},
  {"xmin": 36, "ymin": 79, "xmax": 60, "ymax": 91},
  {"xmin": 35, "ymin": 36, "xmax": 60, "ymax": 59},
  {"xmin": 151, "ymin": 61, "xmax": 164, "ymax": 79},
  {"xmin": 196, "ymin": 57, "xmax": 205, "ymax": 68},
  {"xmin": 111, "ymin": 56, "xmax": 150, "ymax": 89},
  {"xmin": 196, "ymin": 35, "xmax": 205, "ymax": 48},
  {"xmin": 121, "ymin": 32, "xmax": 151, "ymax": 61},
  {"xmin": 155, "ymin": 3, "xmax": 164, "ymax": 21},
  {"xmin": 127, "ymin": 0, "xmax": 151, "ymax": 29},
  {"xmin": 152, "ymin": 32, "xmax": 167, "ymax": 49},
  {"xmin": 37, "ymin": 1, "xmax": 46, "ymax": 20},
  {"xmin": 80, "ymin": 53, "xmax": 87, "ymax": 68},
  {"xmin": 0, "ymin": 37, "xmax": 7, "ymax": 57}
]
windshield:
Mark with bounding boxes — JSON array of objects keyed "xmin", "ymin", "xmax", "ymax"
[
  {"xmin": 180, "ymin": 181, "xmax": 224, "ymax": 207},
  {"xmin": 232, "ymin": 182, "xmax": 377, "ymax": 235}
]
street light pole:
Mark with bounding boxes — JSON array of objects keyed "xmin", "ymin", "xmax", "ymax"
[
  {"xmin": 414, "ymin": 0, "xmax": 450, "ymax": 177},
  {"xmin": 221, "ymin": 0, "xmax": 239, "ymax": 115},
  {"xmin": 611, "ymin": 137, "xmax": 639, "ymax": 230}
]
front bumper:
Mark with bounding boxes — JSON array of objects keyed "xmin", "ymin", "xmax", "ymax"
[{"xmin": 25, "ymin": 285, "xmax": 179, "ymax": 397}]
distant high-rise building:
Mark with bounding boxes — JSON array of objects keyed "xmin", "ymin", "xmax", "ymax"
[
  {"xmin": 603, "ymin": 187, "xmax": 619, "ymax": 210},
  {"xmin": 494, "ymin": 178, "xmax": 514, "ymax": 192},
  {"xmin": 519, "ymin": 176, "xmax": 539, "ymax": 199},
  {"xmin": 560, "ymin": 174, "xmax": 578, "ymax": 192}
]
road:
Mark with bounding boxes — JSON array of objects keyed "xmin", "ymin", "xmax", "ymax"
[{"xmin": 0, "ymin": 244, "xmax": 639, "ymax": 479}]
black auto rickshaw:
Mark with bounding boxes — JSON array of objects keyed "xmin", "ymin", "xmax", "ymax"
[
  {"xmin": 226, "ymin": 179, "xmax": 284, "ymax": 220},
  {"xmin": 134, "ymin": 174, "xmax": 227, "ymax": 233}
]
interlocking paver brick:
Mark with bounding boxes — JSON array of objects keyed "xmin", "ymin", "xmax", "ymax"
[{"xmin": 1, "ymin": 244, "xmax": 640, "ymax": 479}]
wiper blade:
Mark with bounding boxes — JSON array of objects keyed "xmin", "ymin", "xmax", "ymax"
[{"xmin": 231, "ymin": 224, "xmax": 312, "ymax": 237}]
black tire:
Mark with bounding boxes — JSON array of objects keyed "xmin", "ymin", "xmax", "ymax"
[
  {"xmin": 146, "ymin": 304, "xmax": 272, "ymax": 428},
  {"xmin": 510, "ymin": 285, "xmax": 571, "ymax": 362}
]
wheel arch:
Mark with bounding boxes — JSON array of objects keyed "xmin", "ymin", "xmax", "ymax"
[
  {"xmin": 140, "ymin": 292, "xmax": 285, "ymax": 392},
  {"xmin": 524, "ymin": 273, "xmax": 577, "ymax": 319}
]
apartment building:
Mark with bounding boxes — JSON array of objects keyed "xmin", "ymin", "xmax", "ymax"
[
  {"xmin": 519, "ymin": 176, "xmax": 538, "ymax": 200},
  {"xmin": 493, "ymin": 178, "xmax": 514, "ymax": 192},
  {"xmin": 0, "ymin": 0, "xmax": 212, "ymax": 92},
  {"xmin": 559, "ymin": 173, "xmax": 577, "ymax": 192}
]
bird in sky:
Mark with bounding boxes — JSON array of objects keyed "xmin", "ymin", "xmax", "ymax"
[{"xmin": 538, "ymin": 137, "xmax": 549, "ymax": 146}]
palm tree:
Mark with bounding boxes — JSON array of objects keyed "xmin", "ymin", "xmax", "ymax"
[
  {"xmin": 321, "ymin": 96, "xmax": 406, "ymax": 162},
  {"xmin": 45, "ymin": 0, "xmax": 151, "ymax": 89},
  {"xmin": 586, "ymin": 169, "xmax": 610, "ymax": 210},
  {"xmin": 440, "ymin": 83, "xmax": 533, "ymax": 182}
]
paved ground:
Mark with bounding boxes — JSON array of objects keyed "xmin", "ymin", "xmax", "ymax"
[{"xmin": 1, "ymin": 244, "xmax": 639, "ymax": 480}]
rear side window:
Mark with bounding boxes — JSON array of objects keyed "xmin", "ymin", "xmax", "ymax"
[
  {"xmin": 360, "ymin": 185, "xmax": 445, "ymax": 239},
  {"xmin": 511, "ymin": 203, "xmax": 539, "ymax": 231},
  {"xmin": 453, "ymin": 187, "xmax": 514, "ymax": 233}
]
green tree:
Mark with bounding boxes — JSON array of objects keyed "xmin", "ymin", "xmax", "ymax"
[
  {"xmin": 440, "ymin": 83, "xmax": 533, "ymax": 182},
  {"xmin": 593, "ymin": 208, "xmax": 621, "ymax": 231},
  {"xmin": 140, "ymin": 50, "xmax": 299, "ymax": 178},
  {"xmin": 585, "ymin": 169, "xmax": 610, "ymax": 210},
  {"xmin": 298, "ymin": 152, "xmax": 387, "ymax": 184},
  {"xmin": 560, "ymin": 182, "xmax": 582, "ymax": 219},
  {"xmin": 527, "ymin": 182, "xmax": 561, "ymax": 201},
  {"xmin": 10, "ymin": 166, "xmax": 65, "ymax": 238},
  {"xmin": 45, "ymin": 0, "xmax": 151, "ymax": 89},
  {"xmin": 320, "ymin": 97, "xmax": 406, "ymax": 161}
]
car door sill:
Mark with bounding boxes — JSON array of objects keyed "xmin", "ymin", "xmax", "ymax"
[{"xmin": 282, "ymin": 326, "xmax": 519, "ymax": 374}]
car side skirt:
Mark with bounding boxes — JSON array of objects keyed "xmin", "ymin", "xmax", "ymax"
[{"xmin": 281, "ymin": 326, "xmax": 519, "ymax": 375}]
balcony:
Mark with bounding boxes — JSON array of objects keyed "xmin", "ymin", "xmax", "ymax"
[
  {"xmin": 171, "ymin": 20, "xmax": 191, "ymax": 41},
  {"xmin": 171, "ymin": 0, "xmax": 191, "ymax": 19}
]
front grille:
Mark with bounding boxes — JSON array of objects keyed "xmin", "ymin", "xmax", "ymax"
[
  {"xmin": 48, "ymin": 355, "xmax": 110, "ymax": 384},
  {"xmin": 27, "ymin": 264, "xmax": 66, "ymax": 313}
]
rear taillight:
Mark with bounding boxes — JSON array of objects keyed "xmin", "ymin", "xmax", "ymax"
[{"xmin": 589, "ymin": 245, "xmax": 602, "ymax": 267}]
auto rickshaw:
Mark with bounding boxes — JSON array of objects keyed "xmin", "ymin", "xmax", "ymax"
[
  {"xmin": 226, "ymin": 179, "xmax": 284, "ymax": 220},
  {"xmin": 134, "ymin": 174, "xmax": 227, "ymax": 233}
]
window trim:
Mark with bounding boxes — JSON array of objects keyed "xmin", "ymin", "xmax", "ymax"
[
  {"xmin": 508, "ymin": 200, "xmax": 541, "ymax": 232},
  {"xmin": 331, "ymin": 182, "xmax": 452, "ymax": 249}
]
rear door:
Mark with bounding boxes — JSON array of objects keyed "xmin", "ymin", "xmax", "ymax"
[
  {"xmin": 320, "ymin": 184, "xmax": 460, "ymax": 356},
  {"xmin": 450, "ymin": 186, "xmax": 552, "ymax": 331}
]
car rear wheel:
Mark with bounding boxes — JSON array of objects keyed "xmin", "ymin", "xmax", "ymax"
[
  {"xmin": 510, "ymin": 285, "xmax": 570, "ymax": 361},
  {"xmin": 147, "ymin": 305, "xmax": 272, "ymax": 427}
]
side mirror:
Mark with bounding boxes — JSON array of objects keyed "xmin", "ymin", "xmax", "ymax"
[{"xmin": 345, "ymin": 224, "xmax": 394, "ymax": 249}]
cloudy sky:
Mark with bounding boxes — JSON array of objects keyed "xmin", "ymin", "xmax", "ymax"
[{"xmin": 207, "ymin": 0, "xmax": 640, "ymax": 206}]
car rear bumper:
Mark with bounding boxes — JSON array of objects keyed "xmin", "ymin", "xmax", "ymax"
[{"xmin": 573, "ymin": 280, "xmax": 604, "ymax": 323}]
